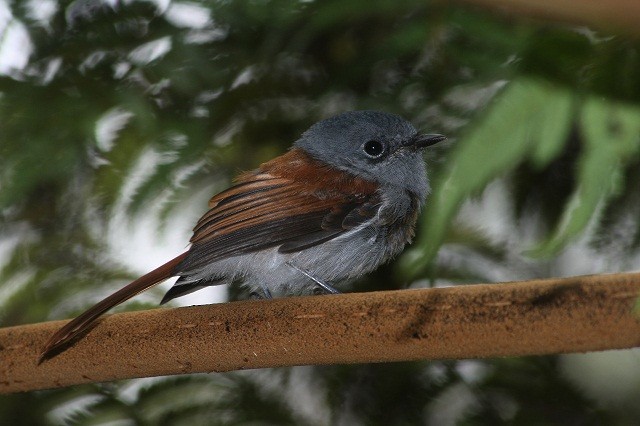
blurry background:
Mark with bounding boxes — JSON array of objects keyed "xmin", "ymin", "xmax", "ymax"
[{"xmin": 1, "ymin": 0, "xmax": 640, "ymax": 424}]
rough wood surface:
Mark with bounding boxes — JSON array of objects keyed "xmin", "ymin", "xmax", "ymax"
[{"xmin": 2, "ymin": 273, "xmax": 640, "ymax": 393}]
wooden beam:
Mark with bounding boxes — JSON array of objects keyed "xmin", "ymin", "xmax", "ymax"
[
  {"xmin": 452, "ymin": 0, "xmax": 640, "ymax": 36},
  {"xmin": 2, "ymin": 273, "xmax": 640, "ymax": 393}
]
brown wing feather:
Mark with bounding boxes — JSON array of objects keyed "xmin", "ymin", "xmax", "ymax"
[{"xmin": 176, "ymin": 149, "xmax": 380, "ymax": 272}]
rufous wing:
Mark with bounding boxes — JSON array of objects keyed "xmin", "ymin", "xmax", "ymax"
[{"xmin": 178, "ymin": 149, "xmax": 381, "ymax": 272}]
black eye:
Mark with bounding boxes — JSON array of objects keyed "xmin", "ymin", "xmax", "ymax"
[{"xmin": 363, "ymin": 140, "xmax": 385, "ymax": 158}]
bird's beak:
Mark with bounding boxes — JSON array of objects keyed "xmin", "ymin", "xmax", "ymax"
[{"xmin": 407, "ymin": 133, "xmax": 446, "ymax": 148}]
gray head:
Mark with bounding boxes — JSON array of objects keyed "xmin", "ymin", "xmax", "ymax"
[{"xmin": 295, "ymin": 110, "xmax": 444, "ymax": 198}]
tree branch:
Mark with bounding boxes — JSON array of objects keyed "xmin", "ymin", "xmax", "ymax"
[
  {"xmin": 452, "ymin": 0, "xmax": 640, "ymax": 36},
  {"xmin": 2, "ymin": 273, "xmax": 640, "ymax": 393}
]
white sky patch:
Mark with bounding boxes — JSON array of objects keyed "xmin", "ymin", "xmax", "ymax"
[
  {"xmin": 26, "ymin": 0, "xmax": 58, "ymax": 29},
  {"xmin": 46, "ymin": 394, "xmax": 104, "ymax": 426},
  {"xmin": 40, "ymin": 56, "xmax": 62, "ymax": 83},
  {"xmin": 284, "ymin": 367, "xmax": 331, "ymax": 425},
  {"xmin": 165, "ymin": 131, "xmax": 188, "ymax": 149},
  {"xmin": 213, "ymin": 118, "xmax": 243, "ymax": 147},
  {"xmin": 0, "ymin": 1, "xmax": 11, "ymax": 33},
  {"xmin": 0, "ymin": 269, "xmax": 35, "ymax": 310},
  {"xmin": 0, "ymin": 223, "xmax": 38, "ymax": 309},
  {"xmin": 0, "ymin": 1, "xmax": 33, "ymax": 75},
  {"xmin": 113, "ymin": 61, "xmax": 131, "ymax": 79},
  {"xmin": 128, "ymin": 36, "xmax": 172, "ymax": 65},
  {"xmin": 230, "ymin": 65, "xmax": 257, "ymax": 89},
  {"xmin": 457, "ymin": 179, "xmax": 517, "ymax": 247},
  {"xmin": 561, "ymin": 349, "xmax": 640, "ymax": 412},
  {"xmin": 426, "ymin": 382, "xmax": 480, "ymax": 426},
  {"xmin": 455, "ymin": 360, "xmax": 491, "ymax": 384},
  {"xmin": 184, "ymin": 27, "xmax": 227, "ymax": 44},
  {"xmin": 165, "ymin": 2, "xmax": 211, "ymax": 29},
  {"xmin": 95, "ymin": 107, "xmax": 134, "ymax": 152},
  {"xmin": 80, "ymin": 50, "xmax": 107, "ymax": 73},
  {"xmin": 116, "ymin": 376, "xmax": 170, "ymax": 403},
  {"xmin": 172, "ymin": 159, "xmax": 206, "ymax": 188},
  {"xmin": 113, "ymin": 147, "xmax": 163, "ymax": 209},
  {"xmin": 103, "ymin": 148, "xmax": 226, "ymax": 306},
  {"xmin": 0, "ymin": 224, "xmax": 33, "ymax": 270}
]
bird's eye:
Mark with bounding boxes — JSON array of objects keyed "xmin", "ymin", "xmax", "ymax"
[{"xmin": 363, "ymin": 140, "xmax": 385, "ymax": 158}]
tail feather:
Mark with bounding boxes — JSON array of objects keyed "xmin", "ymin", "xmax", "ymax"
[
  {"xmin": 159, "ymin": 276, "xmax": 225, "ymax": 305},
  {"xmin": 40, "ymin": 252, "xmax": 188, "ymax": 362}
]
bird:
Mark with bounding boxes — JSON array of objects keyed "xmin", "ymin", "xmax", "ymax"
[{"xmin": 40, "ymin": 110, "xmax": 445, "ymax": 360}]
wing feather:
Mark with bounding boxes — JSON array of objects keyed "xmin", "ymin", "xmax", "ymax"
[{"xmin": 178, "ymin": 167, "xmax": 380, "ymax": 273}]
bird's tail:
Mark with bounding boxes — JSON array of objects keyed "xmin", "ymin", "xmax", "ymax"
[{"xmin": 40, "ymin": 252, "xmax": 188, "ymax": 362}]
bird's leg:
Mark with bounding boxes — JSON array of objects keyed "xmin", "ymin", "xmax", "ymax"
[{"xmin": 286, "ymin": 262, "xmax": 341, "ymax": 294}]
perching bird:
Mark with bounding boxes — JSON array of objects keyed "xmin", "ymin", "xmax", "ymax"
[{"xmin": 41, "ymin": 110, "xmax": 445, "ymax": 360}]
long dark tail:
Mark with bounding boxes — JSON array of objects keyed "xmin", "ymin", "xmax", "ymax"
[{"xmin": 40, "ymin": 252, "xmax": 188, "ymax": 361}]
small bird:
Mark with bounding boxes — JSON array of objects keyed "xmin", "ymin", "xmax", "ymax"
[{"xmin": 41, "ymin": 110, "xmax": 445, "ymax": 359}]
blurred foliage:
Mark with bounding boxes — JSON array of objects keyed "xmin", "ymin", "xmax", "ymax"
[{"xmin": 1, "ymin": 0, "xmax": 640, "ymax": 424}]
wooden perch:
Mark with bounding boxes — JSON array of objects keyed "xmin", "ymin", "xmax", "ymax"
[
  {"xmin": 453, "ymin": 0, "xmax": 640, "ymax": 36},
  {"xmin": 1, "ymin": 272, "xmax": 640, "ymax": 393}
]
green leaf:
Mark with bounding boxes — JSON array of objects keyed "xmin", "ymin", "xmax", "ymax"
[
  {"xmin": 532, "ymin": 96, "xmax": 640, "ymax": 254},
  {"xmin": 402, "ymin": 78, "xmax": 573, "ymax": 276}
]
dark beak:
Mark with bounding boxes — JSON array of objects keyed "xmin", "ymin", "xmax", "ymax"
[{"xmin": 408, "ymin": 133, "xmax": 446, "ymax": 148}]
